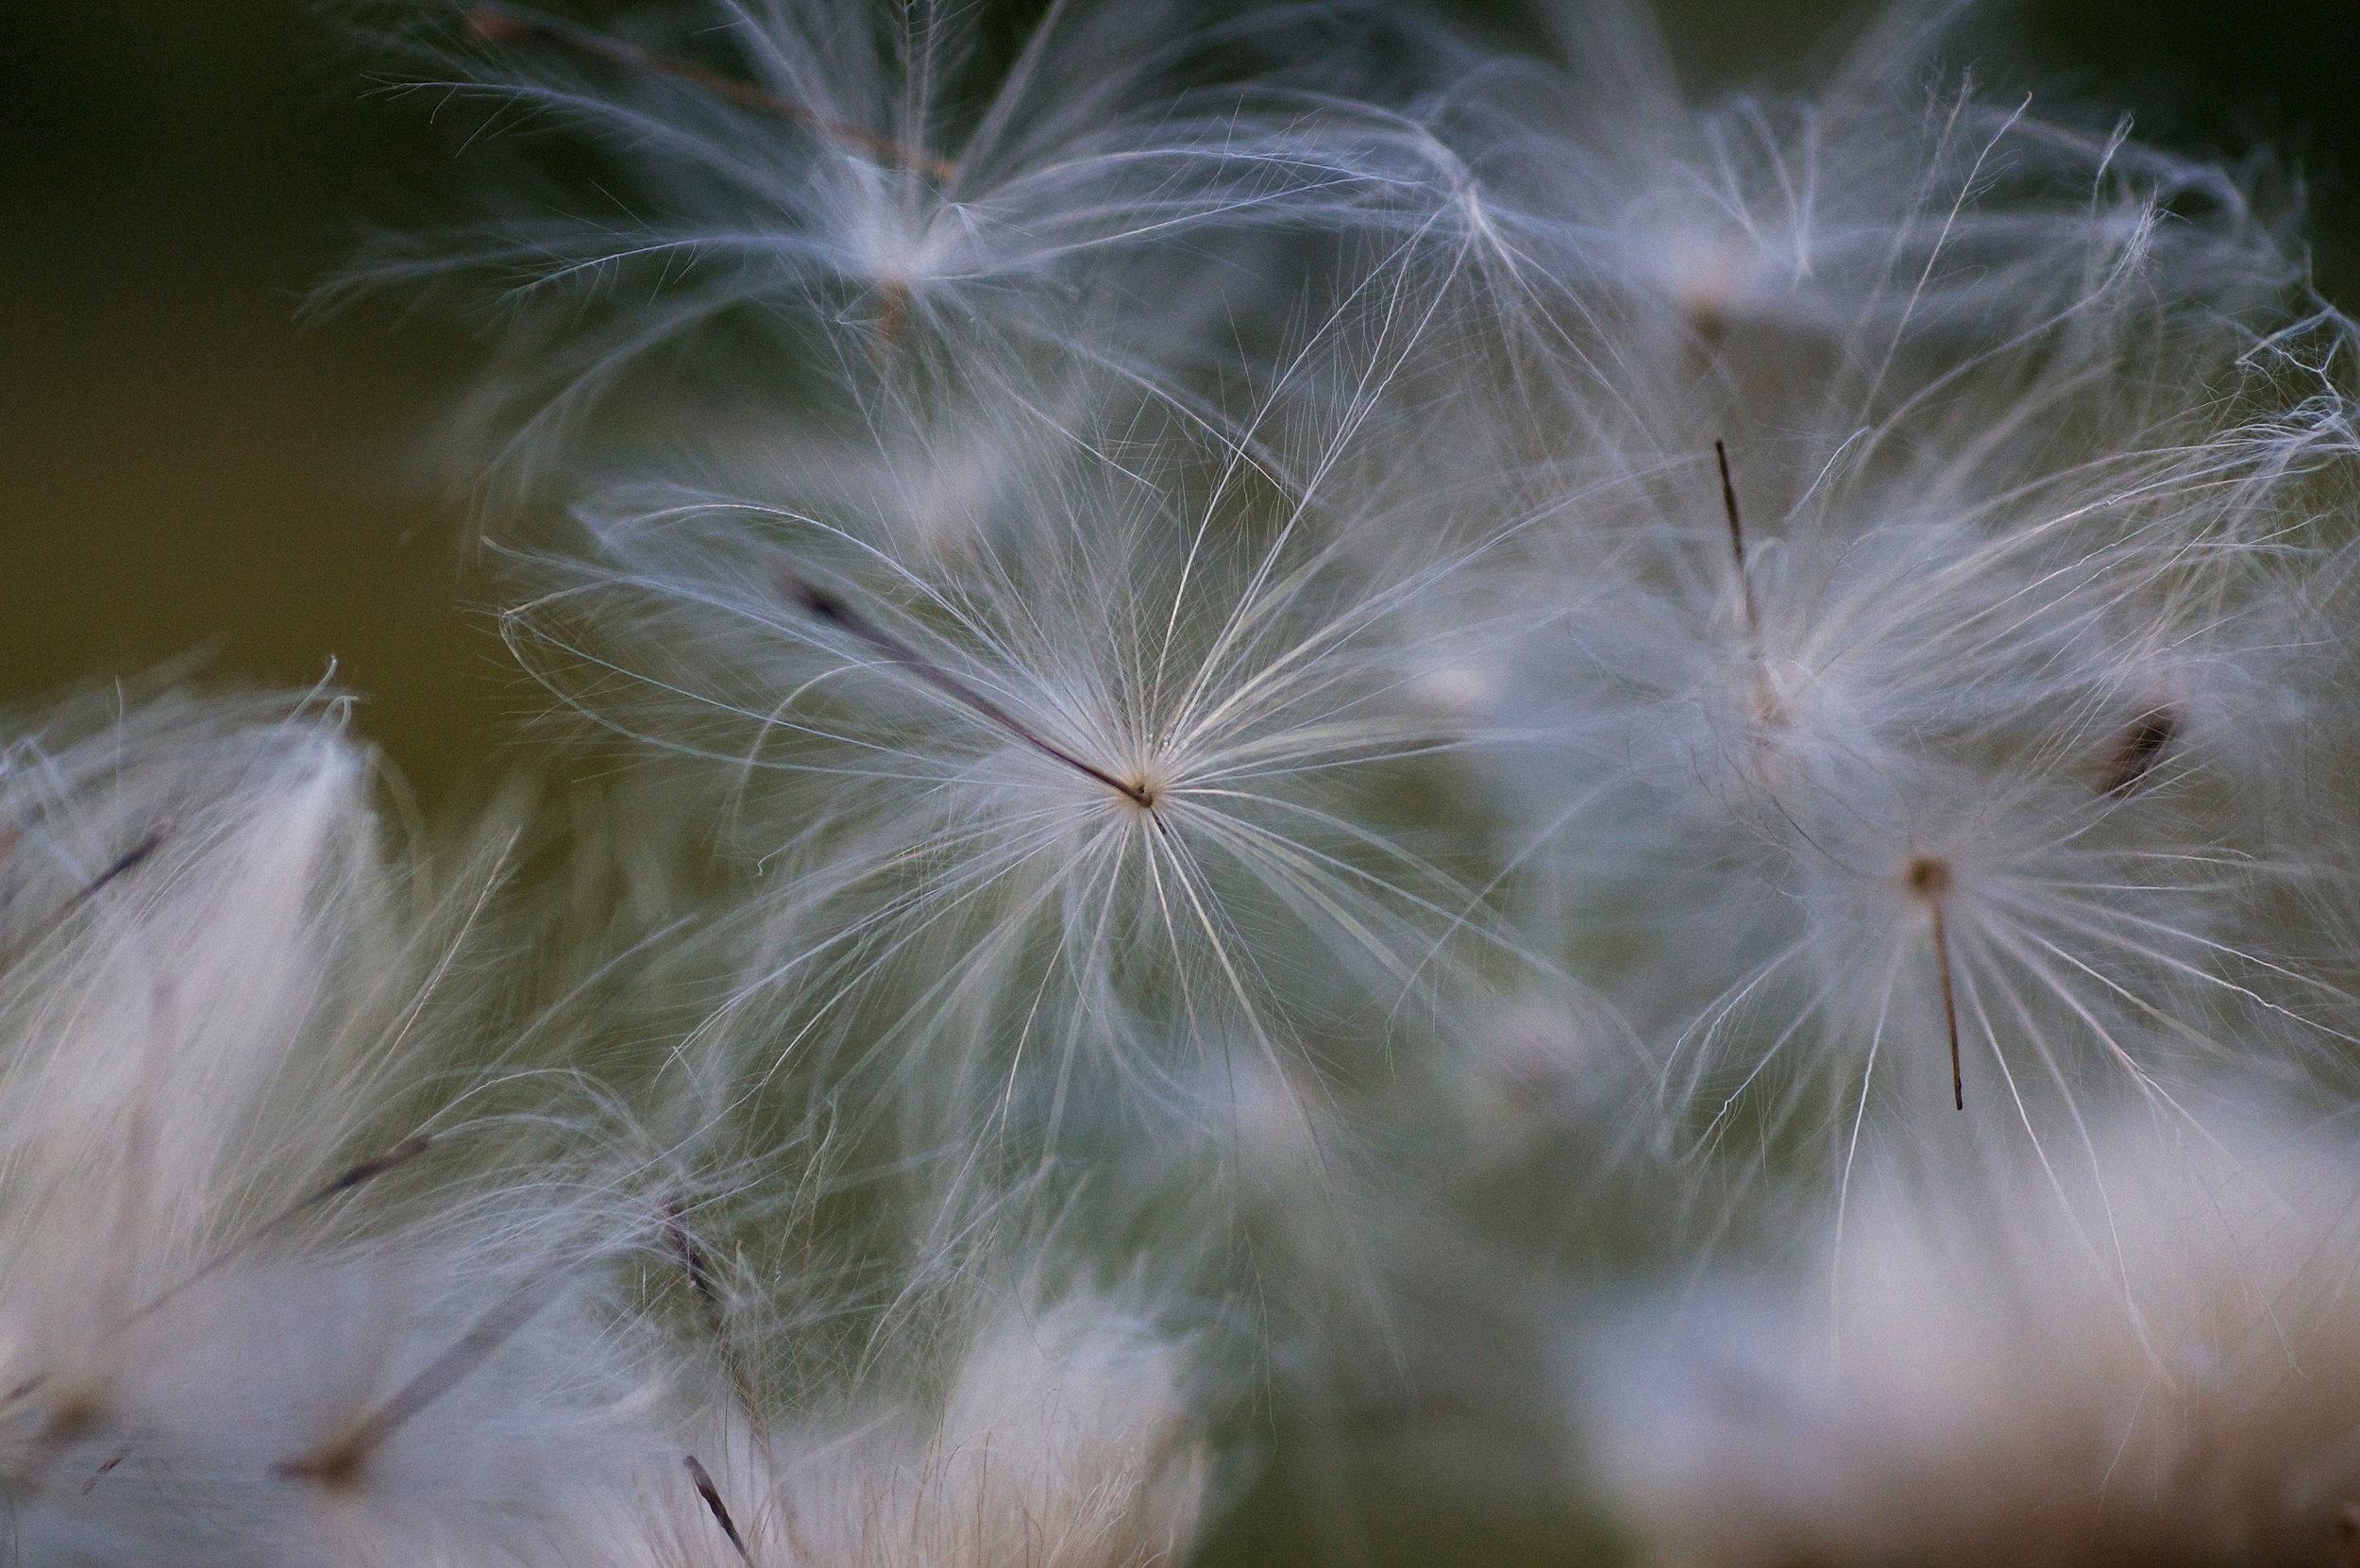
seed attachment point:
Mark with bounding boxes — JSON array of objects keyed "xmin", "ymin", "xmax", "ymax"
[
  {"xmin": 1905, "ymin": 856, "xmax": 1950, "ymax": 900},
  {"xmin": 275, "ymin": 1263, "xmax": 572, "ymax": 1488},
  {"xmin": 2099, "ymin": 706, "xmax": 2178, "ymax": 797}
]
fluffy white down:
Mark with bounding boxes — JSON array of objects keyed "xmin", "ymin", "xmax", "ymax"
[
  {"xmin": 628, "ymin": 1288, "xmax": 1207, "ymax": 1568},
  {"xmin": 1586, "ymin": 1104, "xmax": 2360, "ymax": 1567},
  {"xmin": 0, "ymin": 694, "xmax": 668, "ymax": 1566}
]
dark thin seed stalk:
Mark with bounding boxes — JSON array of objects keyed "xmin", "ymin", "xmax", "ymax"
[
  {"xmin": 684, "ymin": 1454, "xmax": 751, "ymax": 1562},
  {"xmin": 1906, "ymin": 857, "xmax": 1964, "ymax": 1111},
  {"xmin": 0, "ymin": 822, "xmax": 173, "ymax": 973},
  {"xmin": 276, "ymin": 1259, "xmax": 579, "ymax": 1485},
  {"xmin": 1714, "ymin": 440, "xmax": 1759, "ymax": 636},
  {"xmin": 1931, "ymin": 899, "xmax": 1963, "ymax": 1112},
  {"xmin": 778, "ymin": 567, "xmax": 1155, "ymax": 808},
  {"xmin": 0, "ymin": 1137, "xmax": 434, "ymax": 1413},
  {"xmin": 662, "ymin": 1200, "xmax": 770, "ymax": 1457},
  {"xmin": 662, "ymin": 1201, "xmax": 725, "ymax": 1339},
  {"xmin": 80, "ymin": 1444, "xmax": 129, "ymax": 1495}
]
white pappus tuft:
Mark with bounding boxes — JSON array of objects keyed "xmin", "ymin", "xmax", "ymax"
[{"xmin": 502, "ymin": 404, "xmax": 1517, "ymax": 1196}]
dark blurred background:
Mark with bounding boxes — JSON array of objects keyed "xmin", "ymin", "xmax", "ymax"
[{"xmin": 2, "ymin": 0, "xmax": 2354, "ymax": 813}]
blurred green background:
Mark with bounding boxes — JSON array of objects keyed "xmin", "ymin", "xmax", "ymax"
[{"xmin": 2, "ymin": 0, "xmax": 2352, "ymax": 811}]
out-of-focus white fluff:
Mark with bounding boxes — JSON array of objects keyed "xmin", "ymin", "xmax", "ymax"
[
  {"xmin": 1585, "ymin": 1103, "xmax": 2360, "ymax": 1566},
  {"xmin": 346, "ymin": 0, "xmax": 1466, "ymax": 485},
  {"xmin": 633, "ymin": 1285, "xmax": 1207, "ymax": 1568},
  {"xmin": 0, "ymin": 690, "xmax": 669, "ymax": 1565},
  {"xmin": 1415, "ymin": 0, "xmax": 2297, "ymax": 429},
  {"xmin": 0, "ymin": 684, "xmax": 1223, "ymax": 1568}
]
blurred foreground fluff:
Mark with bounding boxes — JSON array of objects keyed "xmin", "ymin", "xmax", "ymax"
[
  {"xmin": 18, "ymin": 0, "xmax": 2360, "ymax": 1561},
  {"xmin": 0, "ymin": 690, "xmax": 1206, "ymax": 1565}
]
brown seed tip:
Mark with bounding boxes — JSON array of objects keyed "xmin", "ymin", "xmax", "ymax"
[
  {"xmin": 321, "ymin": 1134, "xmax": 433, "ymax": 1199},
  {"xmin": 663, "ymin": 1200, "xmax": 727, "ymax": 1335},
  {"xmin": 685, "ymin": 1454, "xmax": 750, "ymax": 1561},
  {"xmin": 276, "ymin": 1439, "xmax": 367, "ymax": 1490},
  {"xmin": 81, "ymin": 1444, "xmax": 129, "ymax": 1494},
  {"xmin": 1905, "ymin": 855, "xmax": 1950, "ymax": 899},
  {"xmin": 36, "ymin": 1391, "xmax": 106, "ymax": 1451},
  {"xmin": 1689, "ymin": 303, "xmax": 1728, "ymax": 354},
  {"xmin": 2099, "ymin": 706, "xmax": 2178, "ymax": 797},
  {"xmin": 776, "ymin": 567, "xmax": 846, "ymax": 626}
]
